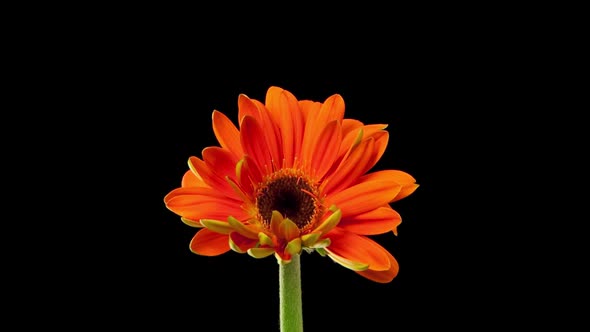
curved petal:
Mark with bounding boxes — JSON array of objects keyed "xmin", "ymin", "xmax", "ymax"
[
  {"xmin": 355, "ymin": 248, "xmax": 399, "ymax": 283},
  {"xmin": 238, "ymin": 94, "xmax": 281, "ymax": 165},
  {"xmin": 229, "ymin": 232, "xmax": 259, "ymax": 253},
  {"xmin": 266, "ymin": 87, "xmax": 304, "ymax": 168},
  {"xmin": 339, "ymin": 206, "xmax": 401, "ymax": 235},
  {"xmin": 189, "ymin": 228, "xmax": 230, "ymax": 256},
  {"xmin": 202, "ymin": 147, "xmax": 240, "ymax": 198},
  {"xmin": 309, "ymin": 120, "xmax": 342, "ymax": 180},
  {"xmin": 338, "ymin": 124, "xmax": 388, "ymax": 160},
  {"xmin": 236, "ymin": 155, "xmax": 262, "ymax": 197},
  {"xmin": 202, "ymin": 146, "xmax": 238, "ymax": 174},
  {"xmin": 325, "ymin": 228, "xmax": 391, "ymax": 271},
  {"xmin": 164, "ymin": 187, "xmax": 248, "ymax": 221},
  {"xmin": 319, "ymin": 94, "xmax": 345, "ymax": 124},
  {"xmin": 322, "ymin": 137, "xmax": 375, "ymax": 195},
  {"xmin": 366, "ymin": 131, "xmax": 389, "ymax": 171},
  {"xmin": 240, "ymin": 115, "xmax": 273, "ymax": 174},
  {"xmin": 181, "ymin": 170, "xmax": 208, "ymax": 188},
  {"xmin": 301, "ymin": 94, "xmax": 344, "ymax": 164},
  {"xmin": 359, "ymin": 170, "xmax": 419, "ymax": 202},
  {"xmin": 298, "ymin": 100, "xmax": 321, "ymax": 124},
  {"xmin": 237, "ymin": 94, "xmax": 259, "ymax": 124},
  {"xmin": 188, "ymin": 156, "xmax": 237, "ymax": 199},
  {"xmin": 341, "ymin": 119, "xmax": 364, "ymax": 136},
  {"xmin": 326, "ymin": 180, "xmax": 402, "ymax": 217},
  {"xmin": 212, "ymin": 110, "xmax": 243, "ymax": 159}
]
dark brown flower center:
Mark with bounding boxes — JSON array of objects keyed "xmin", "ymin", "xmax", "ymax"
[{"xmin": 256, "ymin": 173, "xmax": 319, "ymax": 230}]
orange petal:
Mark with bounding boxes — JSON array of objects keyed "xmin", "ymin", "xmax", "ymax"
[
  {"xmin": 355, "ymin": 248, "xmax": 399, "ymax": 283},
  {"xmin": 339, "ymin": 206, "xmax": 401, "ymax": 235},
  {"xmin": 202, "ymin": 146, "xmax": 238, "ymax": 174},
  {"xmin": 359, "ymin": 170, "xmax": 419, "ymax": 202},
  {"xmin": 229, "ymin": 232, "xmax": 259, "ymax": 253},
  {"xmin": 237, "ymin": 94, "xmax": 259, "ymax": 124},
  {"xmin": 341, "ymin": 119, "xmax": 364, "ymax": 136},
  {"xmin": 236, "ymin": 155, "xmax": 262, "ymax": 197},
  {"xmin": 238, "ymin": 94, "xmax": 282, "ymax": 164},
  {"xmin": 164, "ymin": 187, "xmax": 247, "ymax": 221},
  {"xmin": 188, "ymin": 156, "xmax": 237, "ymax": 199},
  {"xmin": 361, "ymin": 169, "xmax": 416, "ymax": 185},
  {"xmin": 326, "ymin": 180, "xmax": 402, "ymax": 217},
  {"xmin": 170, "ymin": 201, "xmax": 246, "ymax": 222},
  {"xmin": 266, "ymin": 87, "xmax": 303, "ymax": 168},
  {"xmin": 212, "ymin": 110, "xmax": 243, "ymax": 159},
  {"xmin": 310, "ymin": 120, "xmax": 342, "ymax": 179},
  {"xmin": 337, "ymin": 124, "xmax": 388, "ymax": 166},
  {"xmin": 240, "ymin": 115, "xmax": 273, "ymax": 174},
  {"xmin": 300, "ymin": 94, "xmax": 344, "ymax": 164},
  {"xmin": 189, "ymin": 228, "xmax": 230, "ymax": 256},
  {"xmin": 325, "ymin": 228, "xmax": 391, "ymax": 271},
  {"xmin": 181, "ymin": 170, "xmax": 208, "ymax": 188},
  {"xmin": 366, "ymin": 131, "xmax": 389, "ymax": 170},
  {"xmin": 319, "ymin": 94, "xmax": 345, "ymax": 124},
  {"xmin": 298, "ymin": 100, "xmax": 321, "ymax": 124},
  {"xmin": 202, "ymin": 147, "xmax": 240, "ymax": 197},
  {"xmin": 322, "ymin": 137, "xmax": 375, "ymax": 195}
]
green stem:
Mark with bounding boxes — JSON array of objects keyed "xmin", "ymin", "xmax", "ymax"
[{"xmin": 279, "ymin": 254, "xmax": 303, "ymax": 332}]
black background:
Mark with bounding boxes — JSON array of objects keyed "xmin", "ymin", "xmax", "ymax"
[
  {"xmin": 10, "ymin": 5, "xmax": 579, "ymax": 330},
  {"xmin": 16, "ymin": 19, "xmax": 514, "ymax": 330}
]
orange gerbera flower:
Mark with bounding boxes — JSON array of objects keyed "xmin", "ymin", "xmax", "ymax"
[{"xmin": 164, "ymin": 86, "xmax": 418, "ymax": 283}]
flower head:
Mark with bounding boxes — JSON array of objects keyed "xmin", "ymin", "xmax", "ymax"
[{"xmin": 164, "ymin": 86, "xmax": 418, "ymax": 283}]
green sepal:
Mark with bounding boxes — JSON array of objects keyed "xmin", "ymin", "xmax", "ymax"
[
  {"xmin": 301, "ymin": 232, "xmax": 321, "ymax": 247},
  {"xmin": 313, "ymin": 207, "xmax": 342, "ymax": 235},
  {"xmin": 258, "ymin": 232, "xmax": 274, "ymax": 246},
  {"xmin": 303, "ymin": 247, "xmax": 315, "ymax": 254},
  {"xmin": 279, "ymin": 218, "xmax": 300, "ymax": 241},
  {"xmin": 316, "ymin": 248, "xmax": 327, "ymax": 257},
  {"xmin": 311, "ymin": 238, "xmax": 331, "ymax": 249},
  {"xmin": 247, "ymin": 247, "xmax": 275, "ymax": 259},
  {"xmin": 270, "ymin": 210, "xmax": 284, "ymax": 236},
  {"xmin": 181, "ymin": 217, "xmax": 203, "ymax": 228},
  {"xmin": 285, "ymin": 238, "xmax": 302, "ymax": 256},
  {"xmin": 325, "ymin": 250, "xmax": 369, "ymax": 271},
  {"xmin": 200, "ymin": 219, "xmax": 233, "ymax": 234},
  {"xmin": 228, "ymin": 216, "xmax": 259, "ymax": 239}
]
